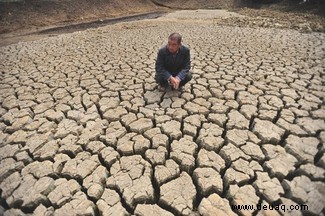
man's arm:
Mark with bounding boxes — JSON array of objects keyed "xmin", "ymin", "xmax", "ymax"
[
  {"xmin": 176, "ymin": 49, "xmax": 191, "ymax": 81},
  {"xmin": 155, "ymin": 49, "xmax": 172, "ymax": 81}
]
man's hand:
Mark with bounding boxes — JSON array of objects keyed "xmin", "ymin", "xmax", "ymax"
[{"xmin": 169, "ymin": 76, "xmax": 180, "ymax": 89}]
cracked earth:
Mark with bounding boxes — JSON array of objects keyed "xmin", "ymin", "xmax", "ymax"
[{"xmin": 0, "ymin": 9, "xmax": 324, "ymax": 216}]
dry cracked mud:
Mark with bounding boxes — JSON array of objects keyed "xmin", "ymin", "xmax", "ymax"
[{"xmin": 0, "ymin": 9, "xmax": 324, "ymax": 216}]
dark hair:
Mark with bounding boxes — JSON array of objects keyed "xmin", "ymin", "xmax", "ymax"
[{"xmin": 168, "ymin": 33, "xmax": 182, "ymax": 44}]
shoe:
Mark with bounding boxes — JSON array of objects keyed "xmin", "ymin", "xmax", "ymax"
[
  {"xmin": 158, "ymin": 86, "xmax": 166, "ymax": 92},
  {"xmin": 176, "ymin": 85, "xmax": 184, "ymax": 92},
  {"xmin": 158, "ymin": 85, "xmax": 170, "ymax": 92}
]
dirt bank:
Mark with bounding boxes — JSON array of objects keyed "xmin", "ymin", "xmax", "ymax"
[
  {"xmin": 0, "ymin": 0, "xmax": 324, "ymax": 47},
  {"xmin": 1, "ymin": 0, "xmax": 324, "ymax": 34},
  {"xmin": 0, "ymin": 0, "xmax": 165, "ymax": 34}
]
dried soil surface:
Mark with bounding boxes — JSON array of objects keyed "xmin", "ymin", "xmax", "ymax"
[{"xmin": 0, "ymin": 4, "xmax": 325, "ymax": 216}]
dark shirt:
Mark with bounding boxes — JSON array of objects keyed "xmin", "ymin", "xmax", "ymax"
[{"xmin": 155, "ymin": 44, "xmax": 191, "ymax": 81}]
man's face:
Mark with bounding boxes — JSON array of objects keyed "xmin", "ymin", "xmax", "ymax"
[{"xmin": 167, "ymin": 39, "xmax": 181, "ymax": 54}]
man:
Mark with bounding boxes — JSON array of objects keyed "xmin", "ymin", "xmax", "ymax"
[{"xmin": 155, "ymin": 33, "xmax": 192, "ymax": 90}]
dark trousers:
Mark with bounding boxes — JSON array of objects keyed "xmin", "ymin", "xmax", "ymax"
[{"xmin": 155, "ymin": 72, "xmax": 192, "ymax": 87}]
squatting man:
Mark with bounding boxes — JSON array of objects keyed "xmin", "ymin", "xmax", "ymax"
[{"xmin": 155, "ymin": 33, "xmax": 192, "ymax": 90}]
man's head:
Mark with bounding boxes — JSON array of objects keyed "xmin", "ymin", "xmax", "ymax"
[{"xmin": 167, "ymin": 33, "xmax": 182, "ymax": 54}]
